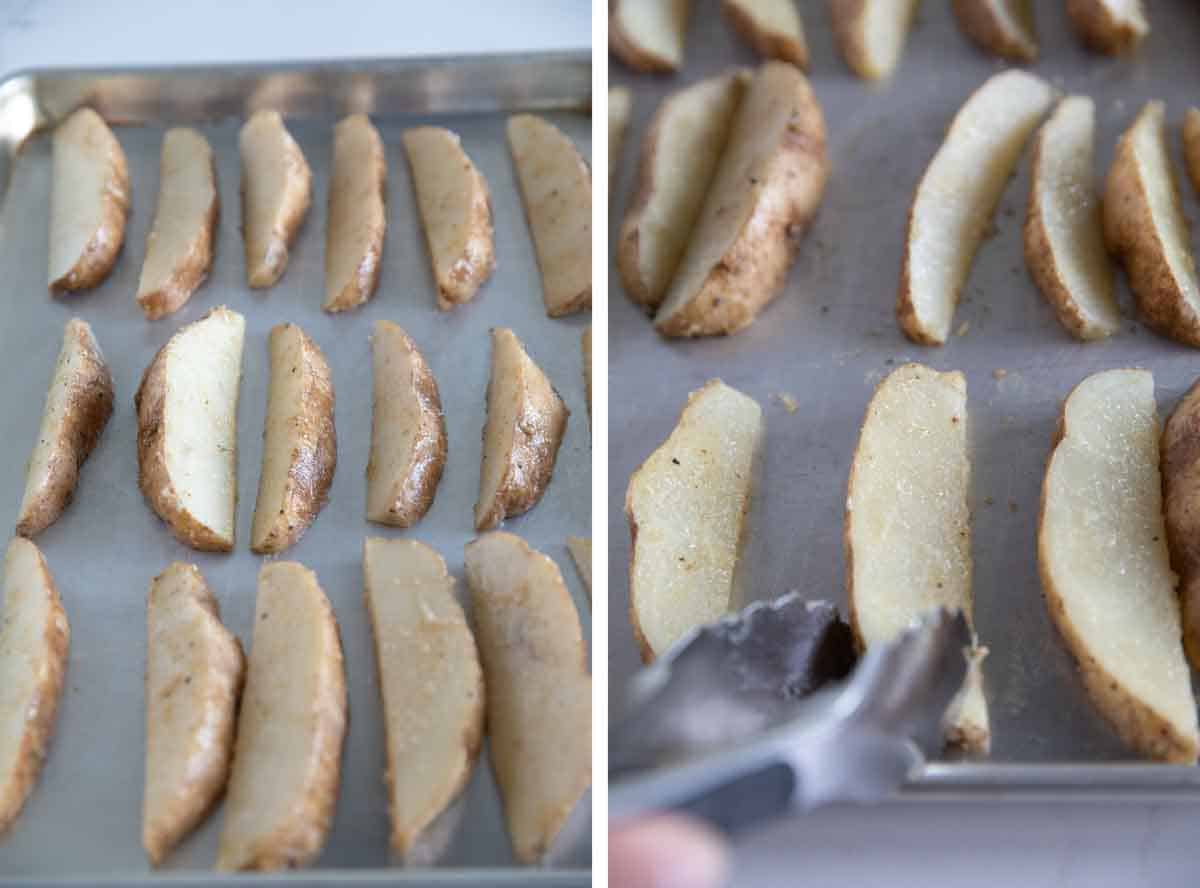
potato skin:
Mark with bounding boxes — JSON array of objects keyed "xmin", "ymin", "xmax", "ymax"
[
  {"xmin": 951, "ymin": 0, "xmax": 1037, "ymax": 63},
  {"xmin": 1065, "ymin": 0, "xmax": 1147, "ymax": 54},
  {"xmin": 1162, "ymin": 380, "xmax": 1200, "ymax": 672},
  {"xmin": 720, "ymin": 0, "xmax": 807, "ymax": 68},
  {"xmin": 1184, "ymin": 110, "xmax": 1200, "ymax": 200}
]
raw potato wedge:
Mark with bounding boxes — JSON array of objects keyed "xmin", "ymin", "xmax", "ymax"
[
  {"xmin": 507, "ymin": 114, "xmax": 592, "ymax": 317},
  {"xmin": 1065, "ymin": 0, "xmax": 1148, "ymax": 54},
  {"xmin": 610, "ymin": 0, "xmax": 690, "ymax": 73},
  {"xmin": 830, "ymin": 0, "xmax": 920, "ymax": 81},
  {"xmin": 951, "ymin": 0, "xmax": 1038, "ymax": 63},
  {"xmin": 217, "ymin": 562, "xmax": 347, "ymax": 870},
  {"xmin": 608, "ymin": 87, "xmax": 632, "ymax": 196},
  {"xmin": 845, "ymin": 364, "xmax": 990, "ymax": 754},
  {"xmin": 722, "ymin": 0, "xmax": 808, "ymax": 67},
  {"xmin": 898, "ymin": 70, "xmax": 1054, "ymax": 346},
  {"xmin": 1163, "ymin": 378, "xmax": 1200, "ymax": 671},
  {"xmin": 137, "ymin": 128, "xmax": 218, "ymax": 320},
  {"xmin": 250, "ymin": 323, "xmax": 336, "ymax": 554},
  {"xmin": 617, "ymin": 71, "xmax": 748, "ymax": 311},
  {"xmin": 567, "ymin": 536, "xmax": 592, "ymax": 600},
  {"xmin": 239, "ymin": 110, "xmax": 312, "ymax": 288},
  {"xmin": 136, "ymin": 307, "xmax": 246, "ymax": 552},
  {"xmin": 17, "ymin": 318, "xmax": 114, "ymax": 538},
  {"xmin": 582, "ymin": 326, "xmax": 592, "ymax": 419},
  {"xmin": 1183, "ymin": 108, "xmax": 1200, "ymax": 201},
  {"xmin": 48, "ymin": 108, "xmax": 130, "ymax": 294},
  {"xmin": 1103, "ymin": 102, "xmax": 1200, "ymax": 347},
  {"xmin": 324, "ymin": 114, "xmax": 386, "ymax": 313},
  {"xmin": 626, "ymin": 380, "xmax": 762, "ymax": 661},
  {"xmin": 1039, "ymin": 369, "xmax": 1198, "ymax": 763},
  {"xmin": 1024, "ymin": 96, "xmax": 1119, "ymax": 341},
  {"xmin": 0, "ymin": 538, "xmax": 68, "ymax": 837},
  {"xmin": 363, "ymin": 539, "xmax": 483, "ymax": 859},
  {"xmin": 143, "ymin": 563, "xmax": 244, "ymax": 866},
  {"xmin": 464, "ymin": 532, "xmax": 591, "ymax": 864},
  {"xmin": 366, "ymin": 321, "xmax": 446, "ymax": 528},
  {"xmin": 402, "ymin": 126, "xmax": 495, "ymax": 310},
  {"xmin": 654, "ymin": 63, "xmax": 828, "ymax": 337},
  {"xmin": 474, "ymin": 328, "xmax": 568, "ymax": 531}
]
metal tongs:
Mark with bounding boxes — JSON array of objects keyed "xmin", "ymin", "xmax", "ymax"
[{"xmin": 610, "ymin": 594, "xmax": 970, "ymax": 833}]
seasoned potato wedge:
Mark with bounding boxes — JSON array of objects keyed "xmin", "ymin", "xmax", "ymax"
[
  {"xmin": 722, "ymin": 0, "xmax": 807, "ymax": 67},
  {"xmin": 567, "ymin": 536, "xmax": 591, "ymax": 600},
  {"xmin": 1040, "ymin": 369, "xmax": 1197, "ymax": 762},
  {"xmin": 1163, "ymin": 378, "xmax": 1200, "ymax": 671},
  {"xmin": 610, "ymin": 0, "xmax": 690, "ymax": 73},
  {"xmin": 626, "ymin": 380, "xmax": 762, "ymax": 661},
  {"xmin": 324, "ymin": 114, "xmax": 386, "ymax": 313},
  {"xmin": 951, "ymin": 0, "xmax": 1037, "ymax": 62},
  {"xmin": 240, "ymin": 110, "xmax": 312, "ymax": 288},
  {"xmin": 1183, "ymin": 108, "xmax": 1200, "ymax": 199},
  {"xmin": 609, "ymin": 88, "xmax": 632, "ymax": 196},
  {"xmin": 17, "ymin": 318, "xmax": 114, "ymax": 538},
  {"xmin": 830, "ymin": 0, "xmax": 920, "ymax": 81},
  {"xmin": 1066, "ymin": 0, "xmax": 1148, "ymax": 54},
  {"xmin": 464, "ymin": 532, "xmax": 591, "ymax": 864}
]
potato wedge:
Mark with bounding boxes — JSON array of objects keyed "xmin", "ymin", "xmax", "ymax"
[
  {"xmin": 581, "ymin": 326, "xmax": 591, "ymax": 419},
  {"xmin": 722, "ymin": 0, "xmax": 807, "ymax": 67},
  {"xmin": 1065, "ymin": 0, "xmax": 1148, "ymax": 54},
  {"xmin": 830, "ymin": 0, "xmax": 920, "ymax": 81},
  {"xmin": 608, "ymin": 87, "xmax": 631, "ymax": 197},
  {"xmin": 617, "ymin": 71, "xmax": 748, "ymax": 311},
  {"xmin": 402, "ymin": 126, "xmax": 495, "ymax": 310},
  {"xmin": 250, "ymin": 323, "xmax": 336, "ymax": 554},
  {"xmin": 464, "ymin": 532, "xmax": 590, "ymax": 864},
  {"xmin": 898, "ymin": 70, "xmax": 1054, "ymax": 346},
  {"xmin": 0, "ymin": 538, "xmax": 68, "ymax": 837},
  {"xmin": 366, "ymin": 321, "xmax": 445, "ymax": 527},
  {"xmin": 507, "ymin": 114, "xmax": 591, "ymax": 317},
  {"xmin": 626, "ymin": 380, "xmax": 762, "ymax": 661},
  {"xmin": 239, "ymin": 110, "xmax": 312, "ymax": 288},
  {"xmin": 1024, "ymin": 96, "xmax": 1118, "ymax": 341},
  {"xmin": 474, "ymin": 328, "xmax": 568, "ymax": 531},
  {"xmin": 137, "ymin": 128, "xmax": 218, "ymax": 320},
  {"xmin": 1039, "ymin": 369, "xmax": 1197, "ymax": 763},
  {"xmin": 567, "ymin": 536, "xmax": 591, "ymax": 600},
  {"xmin": 1183, "ymin": 108, "xmax": 1200, "ymax": 200},
  {"xmin": 363, "ymin": 539, "xmax": 483, "ymax": 859},
  {"xmin": 845, "ymin": 364, "xmax": 989, "ymax": 754},
  {"xmin": 48, "ymin": 108, "xmax": 130, "ymax": 295},
  {"xmin": 951, "ymin": 0, "xmax": 1037, "ymax": 62},
  {"xmin": 324, "ymin": 114, "xmax": 385, "ymax": 313},
  {"xmin": 1163, "ymin": 378, "xmax": 1200, "ymax": 671},
  {"xmin": 143, "ymin": 563, "xmax": 244, "ymax": 866},
  {"xmin": 1103, "ymin": 102, "xmax": 1200, "ymax": 347},
  {"xmin": 17, "ymin": 318, "xmax": 114, "ymax": 538},
  {"xmin": 136, "ymin": 306, "xmax": 245, "ymax": 552},
  {"xmin": 610, "ymin": 0, "xmax": 690, "ymax": 73},
  {"xmin": 654, "ymin": 63, "xmax": 827, "ymax": 337}
]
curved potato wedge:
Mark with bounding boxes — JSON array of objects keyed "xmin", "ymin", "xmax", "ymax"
[
  {"xmin": 608, "ymin": 88, "xmax": 631, "ymax": 196},
  {"xmin": 567, "ymin": 536, "xmax": 591, "ymax": 601},
  {"xmin": 1183, "ymin": 108, "xmax": 1200, "ymax": 200},
  {"xmin": 1039, "ymin": 369, "xmax": 1197, "ymax": 762},
  {"xmin": 507, "ymin": 114, "xmax": 591, "ymax": 317},
  {"xmin": 137, "ymin": 128, "xmax": 218, "ymax": 320},
  {"xmin": 143, "ymin": 563, "xmax": 244, "ymax": 866},
  {"xmin": 0, "ymin": 538, "xmax": 68, "ymax": 837},
  {"xmin": 1024, "ymin": 96, "xmax": 1118, "ymax": 341},
  {"xmin": 17, "ymin": 318, "xmax": 114, "ymax": 538},
  {"xmin": 1103, "ymin": 102, "xmax": 1200, "ymax": 347},
  {"xmin": 239, "ymin": 110, "xmax": 312, "ymax": 288},
  {"xmin": 1163, "ymin": 378, "xmax": 1200, "ymax": 671},
  {"xmin": 830, "ymin": 0, "xmax": 920, "ymax": 81},
  {"xmin": 48, "ymin": 108, "xmax": 130, "ymax": 295},
  {"xmin": 324, "ymin": 114, "xmax": 386, "ymax": 313},
  {"xmin": 626, "ymin": 380, "xmax": 762, "ymax": 661},
  {"xmin": 951, "ymin": 0, "xmax": 1037, "ymax": 62},
  {"xmin": 898, "ymin": 70, "xmax": 1054, "ymax": 345},
  {"xmin": 722, "ymin": 0, "xmax": 807, "ymax": 67},
  {"xmin": 845, "ymin": 364, "xmax": 990, "ymax": 754},
  {"xmin": 1066, "ymin": 0, "xmax": 1148, "ymax": 54},
  {"xmin": 474, "ymin": 328, "xmax": 568, "ymax": 531},
  {"xmin": 250, "ymin": 323, "xmax": 336, "ymax": 554},
  {"xmin": 464, "ymin": 532, "xmax": 590, "ymax": 864},
  {"xmin": 363, "ymin": 539, "xmax": 483, "ymax": 859},
  {"xmin": 610, "ymin": 0, "xmax": 690, "ymax": 73},
  {"xmin": 366, "ymin": 321, "xmax": 445, "ymax": 527},
  {"xmin": 136, "ymin": 307, "xmax": 245, "ymax": 552}
]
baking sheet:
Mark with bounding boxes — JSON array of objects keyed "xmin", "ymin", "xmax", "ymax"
[
  {"xmin": 0, "ymin": 56, "xmax": 591, "ymax": 881},
  {"xmin": 609, "ymin": 2, "xmax": 1200, "ymax": 793}
]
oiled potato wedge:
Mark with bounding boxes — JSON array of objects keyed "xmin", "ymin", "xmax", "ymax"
[
  {"xmin": 898, "ymin": 70, "xmax": 1054, "ymax": 345},
  {"xmin": 1104, "ymin": 102, "xmax": 1200, "ymax": 347},
  {"xmin": 722, "ymin": 0, "xmax": 807, "ymax": 67},
  {"xmin": 143, "ymin": 563, "xmax": 244, "ymax": 866},
  {"xmin": 626, "ymin": 380, "xmax": 762, "ymax": 661},
  {"xmin": 136, "ymin": 307, "xmax": 245, "ymax": 552},
  {"xmin": 403, "ymin": 126, "xmax": 495, "ymax": 310},
  {"xmin": 1040, "ymin": 369, "xmax": 1198, "ymax": 763},
  {"xmin": 608, "ymin": 88, "xmax": 632, "ymax": 196},
  {"xmin": 239, "ymin": 110, "xmax": 312, "ymax": 288},
  {"xmin": 464, "ymin": 532, "xmax": 590, "ymax": 864},
  {"xmin": 567, "ymin": 536, "xmax": 591, "ymax": 600},
  {"xmin": 217, "ymin": 562, "xmax": 347, "ymax": 871},
  {"xmin": 250, "ymin": 323, "xmax": 336, "ymax": 554},
  {"xmin": 1066, "ymin": 0, "xmax": 1148, "ymax": 54},
  {"xmin": 48, "ymin": 108, "xmax": 130, "ymax": 295},
  {"xmin": 610, "ymin": 0, "xmax": 690, "ymax": 73},
  {"xmin": 474, "ymin": 328, "xmax": 568, "ymax": 531},
  {"xmin": 324, "ymin": 114, "xmax": 386, "ymax": 313},
  {"xmin": 17, "ymin": 318, "xmax": 114, "ymax": 538},
  {"xmin": 0, "ymin": 538, "xmax": 68, "ymax": 837},
  {"xmin": 137, "ymin": 128, "xmax": 218, "ymax": 319},
  {"xmin": 1163, "ymin": 378, "xmax": 1200, "ymax": 671},
  {"xmin": 1183, "ymin": 108, "xmax": 1200, "ymax": 200},
  {"xmin": 845, "ymin": 364, "xmax": 990, "ymax": 754},
  {"xmin": 830, "ymin": 0, "xmax": 920, "ymax": 81},
  {"xmin": 951, "ymin": 0, "xmax": 1037, "ymax": 62}
]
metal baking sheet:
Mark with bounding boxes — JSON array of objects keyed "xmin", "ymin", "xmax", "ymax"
[
  {"xmin": 0, "ymin": 54, "xmax": 591, "ymax": 882},
  {"xmin": 609, "ymin": 3, "xmax": 1200, "ymax": 797}
]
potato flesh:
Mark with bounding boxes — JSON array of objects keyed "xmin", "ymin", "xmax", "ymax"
[
  {"xmin": 860, "ymin": 0, "xmax": 919, "ymax": 78},
  {"xmin": 49, "ymin": 109, "xmax": 123, "ymax": 285},
  {"xmin": 240, "ymin": 111, "xmax": 310, "ymax": 285},
  {"xmin": 477, "ymin": 331, "xmax": 524, "ymax": 521},
  {"xmin": 615, "ymin": 0, "xmax": 689, "ymax": 68},
  {"xmin": 138, "ymin": 129, "xmax": 215, "ymax": 299},
  {"xmin": 728, "ymin": 0, "xmax": 804, "ymax": 44},
  {"xmin": 324, "ymin": 114, "xmax": 385, "ymax": 310},
  {"xmin": 608, "ymin": 88, "xmax": 631, "ymax": 194}
]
